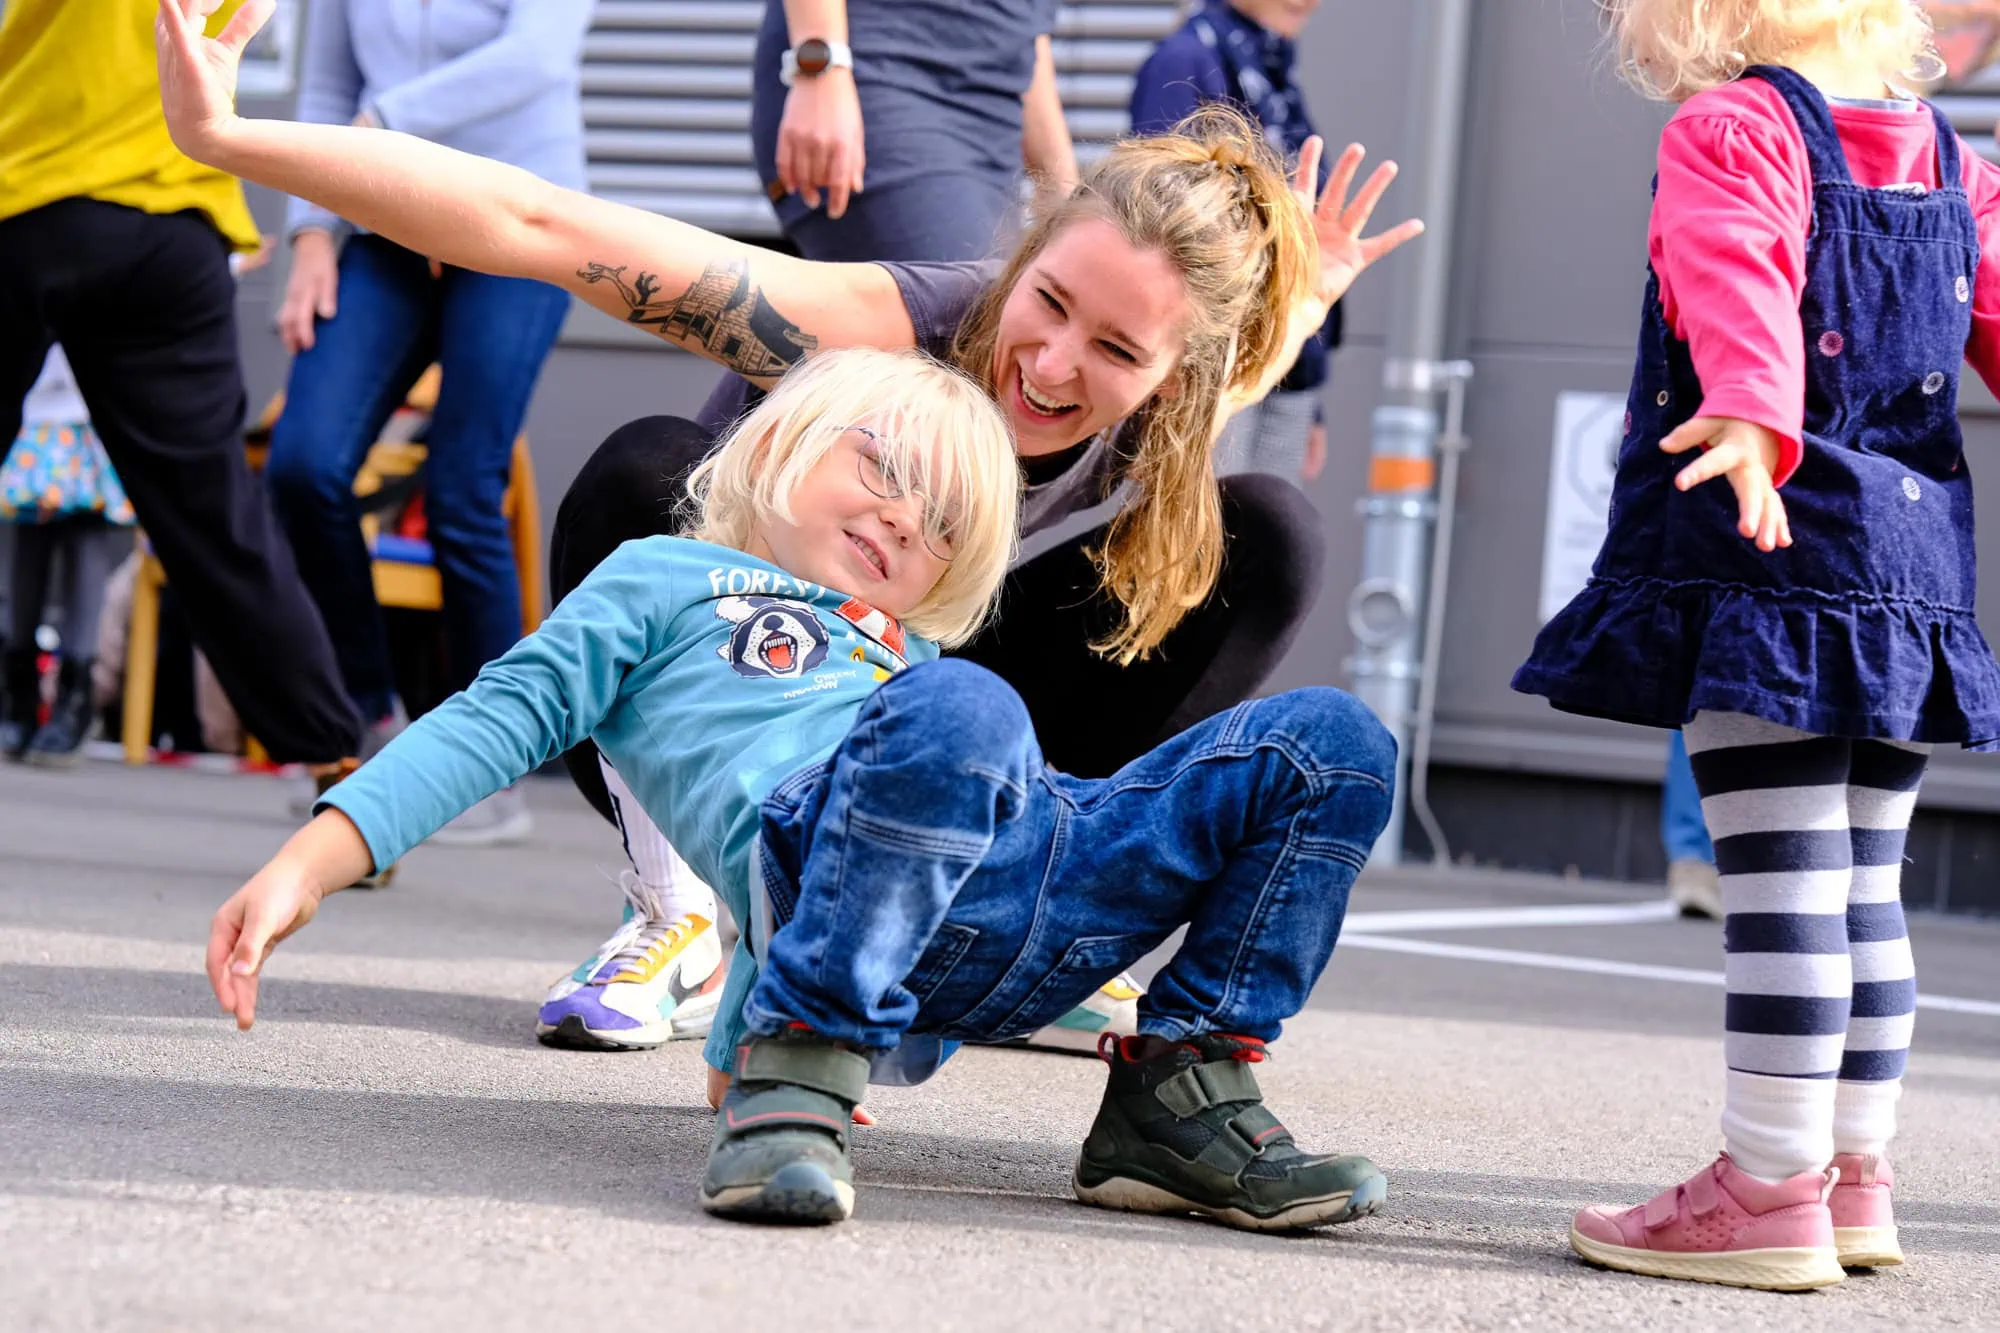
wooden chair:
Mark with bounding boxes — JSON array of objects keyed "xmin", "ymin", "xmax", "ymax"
[{"xmin": 121, "ymin": 368, "xmax": 544, "ymax": 764}]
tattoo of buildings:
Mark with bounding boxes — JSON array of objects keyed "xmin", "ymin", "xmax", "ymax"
[{"xmin": 577, "ymin": 260, "xmax": 817, "ymax": 376}]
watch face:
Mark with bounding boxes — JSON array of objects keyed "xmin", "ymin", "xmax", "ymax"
[{"xmin": 795, "ymin": 38, "xmax": 831, "ymax": 74}]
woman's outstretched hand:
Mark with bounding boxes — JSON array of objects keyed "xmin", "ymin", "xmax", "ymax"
[
  {"xmin": 1293, "ymin": 138, "xmax": 1426, "ymax": 311},
  {"xmin": 155, "ymin": 0, "xmax": 275, "ymax": 162}
]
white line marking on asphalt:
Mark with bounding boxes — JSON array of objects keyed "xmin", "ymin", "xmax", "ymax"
[
  {"xmin": 1339, "ymin": 934, "xmax": 2000, "ymax": 1018},
  {"xmin": 1344, "ymin": 901, "xmax": 1680, "ymax": 934}
]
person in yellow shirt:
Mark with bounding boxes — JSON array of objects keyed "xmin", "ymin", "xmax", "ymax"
[{"xmin": 0, "ymin": 0, "xmax": 363, "ymax": 774}]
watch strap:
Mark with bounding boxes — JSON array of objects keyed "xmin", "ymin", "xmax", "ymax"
[{"xmin": 780, "ymin": 39, "xmax": 854, "ymax": 86}]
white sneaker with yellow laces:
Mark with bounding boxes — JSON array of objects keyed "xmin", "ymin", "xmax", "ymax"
[
  {"xmin": 1019, "ymin": 973, "xmax": 1143, "ymax": 1053},
  {"xmin": 537, "ymin": 871, "xmax": 725, "ymax": 1050}
]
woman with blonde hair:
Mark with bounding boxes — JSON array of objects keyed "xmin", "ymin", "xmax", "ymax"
[
  {"xmin": 154, "ymin": 0, "xmax": 1421, "ymax": 1053},
  {"xmin": 1518, "ymin": 0, "xmax": 1988, "ymax": 1290}
]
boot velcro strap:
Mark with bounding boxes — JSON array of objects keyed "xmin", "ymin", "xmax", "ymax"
[
  {"xmin": 1228, "ymin": 1103, "xmax": 1290, "ymax": 1150},
  {"xmin": 738, "ymin": 1038, "xmax": 871, "ymax": 1104},
  {"xmin": 1190, "ymin": 1105, "xmax": 1291, "ymax": 1177},
  {"xmin": 1190, "ymin": 1110, "xmax": 1283, "ymax": 1178},
  {"xmin": 718, "ymin": 1083, "xmax": 850, "ymax": 1144},
  {"xmin": 1156, "ymin": 1057, "xmax": 1263, "ymax": 1118}
]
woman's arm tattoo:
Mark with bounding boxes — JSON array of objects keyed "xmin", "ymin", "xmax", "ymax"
[{"xmin": 577, "ymin": 259, "xmax": 817, "ymax": 375}]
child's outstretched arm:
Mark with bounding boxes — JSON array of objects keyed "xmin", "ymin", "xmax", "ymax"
[
  {"xmin": 208, "ymin": 539, "xmax": 680, "ymax": 1030},
  {"xmin": 1649, "ymin": 90, "xmax": 1818, "ymax": 546},
  {"xmin": 155, "ymin": 0, "xmax": 918, "ymax": 386},
  {"xmin": 206, "ymin": 808, "xmax": 373, "ymax": 1030}
]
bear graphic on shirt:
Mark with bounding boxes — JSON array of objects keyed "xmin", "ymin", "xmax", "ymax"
[{"xmin": 715, "ymin": 595, "xmax": 833, "ymax": 679}]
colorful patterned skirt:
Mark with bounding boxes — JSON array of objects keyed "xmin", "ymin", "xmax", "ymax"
[{"xmin": 0, "ymin": 422, "xmax": 135, "ymax": 525}]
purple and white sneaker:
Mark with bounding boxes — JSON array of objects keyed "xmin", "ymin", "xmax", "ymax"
[{"xmin": 537, "ymin": 872, "xmax": 725, "ymax": 1051}]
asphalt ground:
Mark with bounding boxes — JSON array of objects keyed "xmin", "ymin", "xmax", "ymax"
[{"xmin": 3, "ymin": 762, "xmax": 1995, "ymax": 1331}]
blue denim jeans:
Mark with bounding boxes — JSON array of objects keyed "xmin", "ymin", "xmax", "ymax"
[
  {"xmin": 265, "ymin": 235, "xmax": 569, "ymax": 713},
  {"xmin": 1662, "ymin": 729, "xmax": 1715, "ymax": 865},
  {"xmin": 744, "ymin": 660, "xmax": 1397, "ymax": 1057}
]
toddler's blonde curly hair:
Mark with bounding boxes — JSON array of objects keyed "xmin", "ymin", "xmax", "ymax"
[{"xmin": 1606, "ymin": 0, "xmax": 1942, "ymax": 100}]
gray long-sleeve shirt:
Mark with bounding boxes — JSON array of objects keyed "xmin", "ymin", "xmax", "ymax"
[{"xmin": 287, "ymin": 0, "xmax": 594, "ymax": 237}]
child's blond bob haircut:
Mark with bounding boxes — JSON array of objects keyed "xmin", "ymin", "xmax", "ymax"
[
  {"xmin": 1608, "ymin": 0, "xmax": 1940, "ymax": 100},
  {"xmin": 684, "ymin": 346, "xmax": 1021, "ymax": 648}
]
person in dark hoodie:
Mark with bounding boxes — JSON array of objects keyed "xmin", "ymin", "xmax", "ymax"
[{"xmin": 1131, "ymin": 0, "xmax": 1342, "ymax": 483}]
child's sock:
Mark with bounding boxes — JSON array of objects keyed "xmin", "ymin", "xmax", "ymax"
[
  {"xmin": 1833, "ymin": 1078, "xmax": 1902, "ymax": 1159},
  {"xmin": 1723, "ymin": 1068, "xmax": 1835, "ymax": 1182},
  {"xmin": 600, "ymin": 752, "xmax": 718, "ymax": 923}
]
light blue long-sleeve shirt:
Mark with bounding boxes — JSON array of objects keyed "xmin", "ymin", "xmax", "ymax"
[
  {"xmin": 286, "ymin": 0, "xmax": 594, "ymax": 237},
  {"xmin": 316, "ymin": 536, "xmax": 939, "ymax": 1074}
]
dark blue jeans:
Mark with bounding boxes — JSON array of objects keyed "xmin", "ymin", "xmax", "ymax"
[
  {"xmin": 747, "ymin": 661, "xmax": 1396, "ymax": 1057},
  {"xmin": 266, "ymin": 235, "xmax": 569, "ymax": 714}
]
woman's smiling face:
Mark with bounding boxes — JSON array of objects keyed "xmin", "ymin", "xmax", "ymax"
[{"xmin": 990, "ymin": 216, "xmax": 1190, "ymax": 456}]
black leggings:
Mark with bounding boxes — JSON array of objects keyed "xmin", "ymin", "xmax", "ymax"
[{"xmin": 549, "ymin": 415, "xmax": 1325, "ymax": 822}]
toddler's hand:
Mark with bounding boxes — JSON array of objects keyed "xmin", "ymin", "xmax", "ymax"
[
  {"xmin": 206, "ymin": 860, "xmax": 325, "ymax": 1030},
  {"xmin": 1659, "ymin": 415, "xmax": 1793, "ymax": 552}
]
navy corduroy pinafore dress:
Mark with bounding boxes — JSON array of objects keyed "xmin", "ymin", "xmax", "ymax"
[{"xmin": 1514, "ymin": 66, "xmax": 2000, "ymax": 747}]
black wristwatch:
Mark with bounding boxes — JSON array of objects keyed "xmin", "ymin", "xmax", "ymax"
[{"xmin": 781, "ymin": 38, "xmax": 854, "ymax": 86}]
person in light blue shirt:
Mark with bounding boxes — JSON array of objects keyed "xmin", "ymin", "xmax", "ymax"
[
  {"xmin": 264, "ymin": 0, "xmax": 594, "ymax": 846},
  {"xmin": 201, "ymin": 345, "xmax": 1396, "ymax": 1234}
]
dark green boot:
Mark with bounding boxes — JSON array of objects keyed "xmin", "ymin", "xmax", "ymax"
[
  {"xmin": 700, "ymin": 1030, "xmax": 869, "ymax": 1225},
  {"xmin": 1073, "ymin": 1033, "xmax": 1387, "ymax": 1232}
]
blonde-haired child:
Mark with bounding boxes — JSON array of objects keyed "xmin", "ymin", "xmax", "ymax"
[
  {"xmin": 1517, "ymin": 0, "xmax": 1995, "ymax": 1291},
  {"xmin": 206, "ymin": 343, "xmax": 1399, "ymax": 1232}
]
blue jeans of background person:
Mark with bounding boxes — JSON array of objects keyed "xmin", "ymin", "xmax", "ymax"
[
  {"xmin": 746, "ymin": 660, "xmax": 1397, "ymax": 1055},
  {"xmin": 266, "ymin": 235, "xmax": 570, "ymax": 717},
  {"xmin": 1662, "ymin": 729, "xmax": 1715, "ymax": 864}
]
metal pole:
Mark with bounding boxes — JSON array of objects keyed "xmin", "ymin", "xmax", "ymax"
[
  {"xmin": 1345, "ymin": 0, "xmax": 1476, "ymax": 867},
  {"xmin": 1408, "ymin": 365, "xmax": 1473, "ymax": 866}
]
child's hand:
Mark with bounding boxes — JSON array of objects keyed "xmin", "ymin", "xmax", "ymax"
[
  {"xmin": 205, "ymin": 809, "xmax": 375, "ymax": 1030},
  {"xmin": 206, "ymin": 862, "xmax": 323, "ymax": 1030},
  {"xmin": 1659, "ymin": 415, "xmax": 1794, "ymax": 552}
]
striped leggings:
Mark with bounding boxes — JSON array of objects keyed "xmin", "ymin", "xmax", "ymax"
[{"xmin": 1683, "ymin": 711, "xmax": 1926, "ymax": 1180}]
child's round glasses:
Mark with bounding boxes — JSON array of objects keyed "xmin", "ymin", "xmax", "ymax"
[{"xmin": 839, "ymin": 425, "xmax": 958, "ymax": 562}]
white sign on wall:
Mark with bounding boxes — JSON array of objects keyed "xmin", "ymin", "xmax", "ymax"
[{"xmin": 1538, "ymin": 391, "xmax": 1625, "ymax": 623}]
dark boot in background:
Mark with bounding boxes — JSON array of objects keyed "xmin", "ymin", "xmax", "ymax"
[
  {"xmin": 1, "ymin": 645, "xmax": 41, "ymax": 759},
  {"xmin": 24, "ymin": 656, "xmax": 96, "ymax": 767}
]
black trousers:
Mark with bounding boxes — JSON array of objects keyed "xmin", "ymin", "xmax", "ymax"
[
  {"xmin": 550, "ymin": 415, "xmax": 1325, "ymax": 824},
  {"xmin": 0, "ymin": 200, "xmax": 360, "ymax": 763}
]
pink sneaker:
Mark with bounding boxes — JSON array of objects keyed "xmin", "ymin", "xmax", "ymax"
[
  {"xmin": 1570, "ymin": 1154, "xmax": 1845, "ymax": 1290},
  {"xmin": 1830, "ymin": 1153, "xmax": 1902, "ymax": 1268}
]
